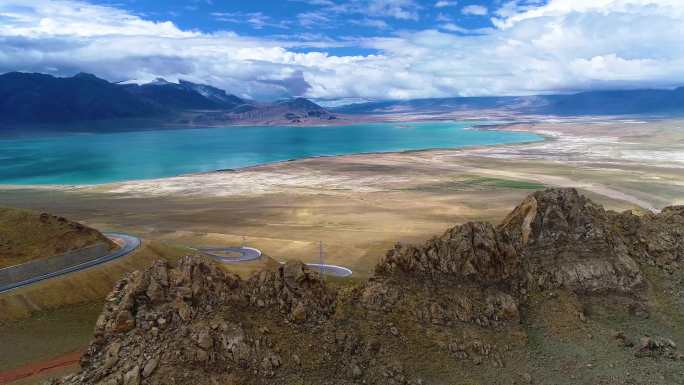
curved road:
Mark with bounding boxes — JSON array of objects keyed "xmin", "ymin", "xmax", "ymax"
[
  {"xmin": 0, "ymin": 232, "xmax": 141, "ymax": 294},
  {"xmin": 293, "ymin": 262, "xmax": 353, "ymax": 278},
  {"xmin": 196, "ymin": 246, "xmax": 262, "ymax": 263},
  {"xmin": 197, "ymin": 246, "xmax": 353, "ymax": 277}
]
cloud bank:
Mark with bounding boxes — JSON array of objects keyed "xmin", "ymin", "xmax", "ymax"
[{"xmin": 1, "ymin": 0, "xmax": 684, "ymax": 100}]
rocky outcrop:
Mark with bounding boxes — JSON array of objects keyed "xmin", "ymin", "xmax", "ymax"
[
  {"xmin": 244, "ymin": 261, "xmax": 336, "ymax": 323},
  {"xmin": 48, "ymin": 257, "xmax": 338, "ymax": 385},
  {"xmin": 500, "ymin": 188, "xmax": 644, "ymax": 293},
  {"xmin": 370, "ymin": 221, "xmax": 524, "ymax": 328},
  {"xmin": 46, "ymin": 188, "xmax": 684, "ymax": 385},
  {"xmin": 617, "ymin": 206, "xmax": 684, "ymax": 270},
  {"xmin": 378, "ymin": 222, "xmax": 521, "ymax": 286},
  {"xmin": 376, "ymin": 188, "xmax": 663, "ymax": 295}
]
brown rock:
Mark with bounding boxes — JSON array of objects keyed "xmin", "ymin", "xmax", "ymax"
[
  {"xmin": 197, "ymin": 330, "xmax": 213, "ymax": 349},
  {"xmin": 291, "ymin": 301, "xmax": 307, "ymax": 323},
  {"xmin": 123, "ymin": 366, "xmax": 140, "ymax": 385},
  {"xmin": 142, "ymin": 358, "xmax": 158, "ymax": 378},
  {"xmin": 113, "ymin": 310, "xmax": 135, "ymax": 333},
  {"xmin": 500, "ymin": 188, "xmax": 645, "ymax": 294},
  {"xmin": 103, "ymin": 342, "xmax": 122, "ymax": 369}
]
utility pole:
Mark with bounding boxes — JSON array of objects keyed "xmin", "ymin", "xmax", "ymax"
[{"xmin": 319, "ymin": 241, "xmax": 325, "ymax": 277}]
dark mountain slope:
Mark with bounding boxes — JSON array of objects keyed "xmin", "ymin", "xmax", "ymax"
[
  {"xmin": 0, "ymin": 72, "xmax": 163, "ymax": 123},
  {"xmin": 121, "ymin": 79, "xmax": 247, "ymax": 110},
  {"xmin": 178, "ymin": 80, "xmax": 245, "ymax": 107},
  {"xmin": 531, "ymin": 88, "xmax": 684, "ymax": 115}
]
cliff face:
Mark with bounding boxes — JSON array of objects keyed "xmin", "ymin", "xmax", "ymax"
[{"xmin": 47, "ymin": 189, "xmax": 684, "ymax": 385}]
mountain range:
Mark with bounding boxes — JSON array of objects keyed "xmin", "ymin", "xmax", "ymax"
[
  {"xmin": 332, "ymin": 88, "xmax": 684, "ymax": 116},
  {"xmin": 2, "ymin": 71, "xmax": 684, "ymax": 126},
  {"xmin": 0, "ymin": 72, "xmax": 332, "ymax": 125}
]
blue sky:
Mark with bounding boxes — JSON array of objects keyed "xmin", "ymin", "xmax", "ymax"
[
  {"xmin": 98, "ymin": 2, "xmax": 504, "ymax": 35},
  {"xmin": 1, "ymin": 0, "xmax": 683, "ymax": 101},
  {"xmin": 88, "ymin": 0, "xmax": 521, "ymax": 56}
]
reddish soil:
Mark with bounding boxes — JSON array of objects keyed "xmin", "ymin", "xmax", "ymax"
[{"xmin": 0, "ymin": 350, "xmax": 82, "ymax": 384}]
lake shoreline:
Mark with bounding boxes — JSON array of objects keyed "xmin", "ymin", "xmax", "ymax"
[{"xmin": 0, "ymin": 120, "xmax": 543, "ymax": 187}]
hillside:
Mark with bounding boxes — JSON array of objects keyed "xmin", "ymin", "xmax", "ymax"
[
  {"xmin": 45, "ymin": 188, "xmax": 684, "ymax": 385},
  {"xmin": 0, "ymin": 208, "xmax": 116, "ymax": 268}
]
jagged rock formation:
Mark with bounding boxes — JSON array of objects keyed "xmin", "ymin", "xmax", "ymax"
[
  {"xmin": 499, "ymin": 188, "xmax": 644, "ymax": 293},
  {"xmin": 378, "ymin": 222, "xmax": 521, "ymax": 285},
  {"xmin": 47, "ymin": 188, "xmax": 684, "ymax": 385}
]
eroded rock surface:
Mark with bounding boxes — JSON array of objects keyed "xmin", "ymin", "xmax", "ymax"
[{"xmin": 500, "ymin": 188, "xmax": 645, "ymax": 293}]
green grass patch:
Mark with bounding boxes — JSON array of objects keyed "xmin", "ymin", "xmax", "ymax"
[
  {"xmin": 401, "ymin": 177, "xmax": 544, "ymax": 193},
  {"xmin": 0, "ymin": 302, "xmax": 103, "ymax": 371}
]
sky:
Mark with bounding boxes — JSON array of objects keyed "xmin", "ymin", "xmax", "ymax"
[{"xmin": 1, "ymin": 0, "xmax": 684, "ymax": 101}]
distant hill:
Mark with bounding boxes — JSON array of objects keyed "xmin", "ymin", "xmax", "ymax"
[
  {"xmin": 0, "ymin": 72, "xmax": 163, "ymax": 123},
  {"xmin": 529, "ymin": 88, "xmax": 684, "ymax": 115},
  {"xmin": 256, "ymin": 97, "xmax": 334, "ymax": 122},
  {"xmin": 0, "ymin": 72, "xmax": 333, "ymax": 125},
  {"xmin": 332, "ymin": 96, "xmax": 515, "ymax": 115},
  {"xmin": 178, "ymin": 97, "xmax": 336, "ymax": 126},
  {"xmin": 333, "ymin": 88, "xmax": 684, "ymax": 116},
  {"xmin": 0, "ymin": 207, "xmax": 115, "ymax": 268}
]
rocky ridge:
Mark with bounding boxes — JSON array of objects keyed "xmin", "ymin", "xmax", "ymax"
[{"xmin": 47, "ymin": 188, "xmax": 684, "ymax": 385}]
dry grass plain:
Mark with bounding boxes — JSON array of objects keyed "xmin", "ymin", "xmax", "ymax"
[{"xmin": 0, "ymin": 117, "xmax": 683, "ymax": 383}]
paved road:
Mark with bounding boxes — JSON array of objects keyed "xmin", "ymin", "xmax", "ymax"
[
  {"xmin": 0, "ymin": 232, "xmax": 141, "ymax": 294},
  {"xmin": 298, "ymin": 263, "xmax": 353, "ymax": 278},
  {"xmin": 196, "ymin": 246, "xmax": 262, "ymax": 263},
  {"xmin": 196, "ymin": 246, "xmax": 353, "ymax": 277}
]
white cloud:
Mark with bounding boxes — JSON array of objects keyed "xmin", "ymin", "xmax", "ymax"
[
  {"xmin": 440, "ymin": 23, "xmax": 494, "ymax": 34},
  {"xmin": 359, "ymin": 0, "xmax": 421, "ymax": 20},
  {"xmin": 435, "ymin": 1, "xmax": 458, "ymax": 8},
  {"xmin": 212, "ymin": 12, "xmax": 291, "ymax": 30},
  {"xmin": 297, "ymin": 11, "xmax": 333, "ymax": 28},
  {"xmin": 351, "ymin": 18, "xmax": 391, "ymax": 29},
  {"xmin": 299, "ymin": 0, "xmax": 421, "ymax": 20},
  {"xmin": 1, "ymin": 0, "xmax": 684, "ymax": 101},
  {"xmin": 462, "ymin": 4, "xmax": 488, "ymax": 15}
]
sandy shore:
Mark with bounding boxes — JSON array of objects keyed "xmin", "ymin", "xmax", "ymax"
[{"xmin": 53, "ymin": 117, "xmax": 680, "ymax": 210}]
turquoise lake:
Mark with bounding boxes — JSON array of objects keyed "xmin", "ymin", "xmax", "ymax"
[{"xmin": 0, "ymin": 121, "xmax": 541, "ymax": 185}]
